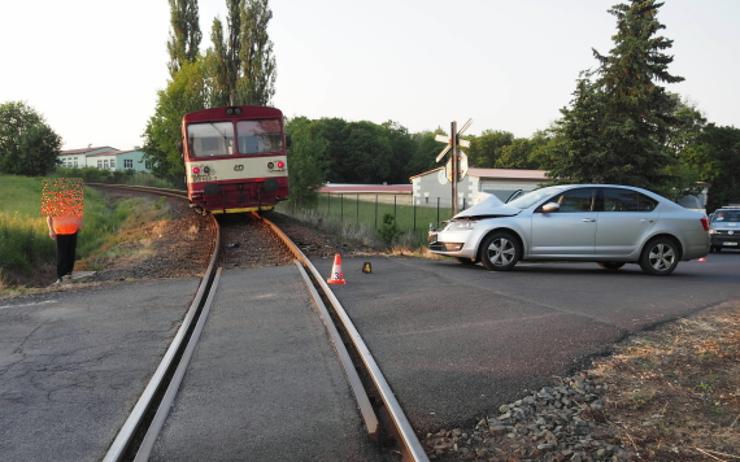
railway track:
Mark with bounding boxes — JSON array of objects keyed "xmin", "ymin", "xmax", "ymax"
[{"xmin": 91, "ymin": 184, "xmax": 428, "ymax": 462}]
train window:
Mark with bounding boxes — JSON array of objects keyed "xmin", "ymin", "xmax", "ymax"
[
  {"xmin": 188, "ymin": 122, "xmax": 235, "ymax": 157},
  {"xmin": 237, "ymin": 119, "xmax": 283, "ymax": 155}
]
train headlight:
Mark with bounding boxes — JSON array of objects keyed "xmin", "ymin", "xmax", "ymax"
[
  {"xmin": 277, "ymin": 160, "xmax": 285, "ymax": 169},
  {"xmin": 267, "ymin": 162, "xmax": 275, "ymax": 169},
  {"xmin": 203, "ymin": 166, "xmax": 211, "ymax": 174},
  {"xmin": 192, "ymin": 166, "xmax": 201, "ymax": 174}
]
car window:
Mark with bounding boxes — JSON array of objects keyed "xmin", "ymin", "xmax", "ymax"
[
  {"xmin": 712, "ymin": 210, "xmax": 740, "ymax": 222},
  {"xmin": 508, "ymin": 186, "xmax": 565, "ymax": 209},
  {"xmin": 602, "ymin": 188, "xmax": 658, "ymax": 212},
  {"xmin": 550, "ymin": 188, "xmax": 594, "ymax": 212}
]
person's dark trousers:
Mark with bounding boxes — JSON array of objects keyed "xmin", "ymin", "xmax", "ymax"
[{"xmin": 56, "ymin": 233, "xmax": 78, "ymax": 279}]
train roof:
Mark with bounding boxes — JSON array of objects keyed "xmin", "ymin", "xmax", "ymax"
[{"xmin": 183, "ymin": 106, "xmax": 283, "ymax": 124}]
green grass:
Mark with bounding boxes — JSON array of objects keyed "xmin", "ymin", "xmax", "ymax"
[
  {"xmin": 277, "ymin": 193, "xmax": 454, "ymax": 246},
  {"xmin": 0, "ymin": 174, "xmax": 144, "ymax": 283},
  {"xmin": 53, "ymin": 167, "xmax": 176, "ymax": 188}
]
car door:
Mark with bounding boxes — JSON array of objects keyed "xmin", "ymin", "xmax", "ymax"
[
  {"xmin": 594, "ymin": 188, "xmax": 659, "ymax": 257},
  {"xmin": 529, "ymin": 187, "xmax": 597, "ymax": 256}
]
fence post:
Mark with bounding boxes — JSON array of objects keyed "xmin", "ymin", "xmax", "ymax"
[
  {"xmin": 463, "ymin": 197, "xmax": 466, "ymax": 210},
  {"xmin": 413, "ymin": 198, "xmax": 416, "ymax": 231},
  {"xmin": 394, "ymin": 195, "xmax": 397, "ymax": 220},
  {"xmin": 340, "ymin": 194, "xmax": 344, "ymax": 223},
  {"xmin": 327, "ymin": 193, "xmax": 331, "ymax": 215},
  {"xmin": 375, "ymin": 193, "xmax": 379, "ymax": 230},
  {"xmin": 436, "ymin": 197, "xmax": 440, "ymax": 227},
  {"xmin": 356, "ymin": 193, "xmax": 360, "ymax": 226}
]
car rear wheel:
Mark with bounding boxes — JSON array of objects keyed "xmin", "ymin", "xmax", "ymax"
[
  {"xmin": 480, "ymin": 231, "xmax": 520, "ymax": 271},
  {"xmin": 640, "ymin": 237, "xmax": 680, "ymax": 275},
  {"xmin": 598, "ymin": 262, "xmax": 625, "ymax": 271}
]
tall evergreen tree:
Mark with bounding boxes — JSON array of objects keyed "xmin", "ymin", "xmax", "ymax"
[
  {"xmin": 236, "ymin": 0, "xmax": 277, "ymax": 105},
  {"xmin": 167, "ymin": 0, "xmax": 202, "ymax": 76},
  {"xmin": 549, "ymin": 1, "xmax": 684, "ymax": 191},
  {"xmin": 208, "ymin": 17, "xmax": 230, "ymax": 106},
  {"xmin": 226, "ymin": 0, "xmax": 242, "ymax": 104}
]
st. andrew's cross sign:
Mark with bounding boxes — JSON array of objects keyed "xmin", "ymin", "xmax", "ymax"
[{"xmin": 435, "ymin": 119, "xmax": 472, "ymax": 215}]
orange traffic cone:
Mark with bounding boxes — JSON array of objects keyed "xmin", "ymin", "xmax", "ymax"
[{"xmin": 327, "ymin": 253, "xmax": 346, "ymax": 285}]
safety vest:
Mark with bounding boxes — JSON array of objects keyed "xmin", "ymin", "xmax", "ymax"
[{"xmin": 52, "ymin": 215, "xmax": 82, "ymax": 235}]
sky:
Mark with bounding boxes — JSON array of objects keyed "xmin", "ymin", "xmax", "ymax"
[{"xmin": 1, "ymin": 0, "xmax": 738, "ymax": 150}]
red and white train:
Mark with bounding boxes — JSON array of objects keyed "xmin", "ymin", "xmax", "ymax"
[{"xmin": 182, "ymin": 105, "xmax": 289, "ymax": 214}]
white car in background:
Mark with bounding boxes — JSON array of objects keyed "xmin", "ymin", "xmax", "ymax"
[{"xmin": 429, "ymin": 184, "xmax": 710, "ymax": 275}]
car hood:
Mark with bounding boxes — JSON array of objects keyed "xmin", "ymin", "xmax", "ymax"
[{"xmin": 454, "ymin": 194, "xmax": 520, "ymax": 219}]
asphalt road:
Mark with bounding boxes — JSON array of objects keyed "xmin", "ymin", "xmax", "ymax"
[
  {"xmin": 313, "ymin": 252, "xmax": 740, "ymax": 434},
  {"xmin": 151, "ymin": 265, "xmax": 381, "ymax": 461},
  {"xmin": 0, "ymin": 279, "xmax": 199, "ymax": 462}
]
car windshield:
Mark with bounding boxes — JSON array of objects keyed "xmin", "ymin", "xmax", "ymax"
[
  {"xmin": 507, "ymin": 186, "xmax": 565, "ymax": 209},
  {"xmin": 712, "ymin": 210, "xmax": 740, "ymax": 223}
]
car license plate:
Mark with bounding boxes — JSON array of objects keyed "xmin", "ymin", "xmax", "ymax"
[{"xmin": 723, "ymin": 241, "xmax": 738, "ymax": 246}]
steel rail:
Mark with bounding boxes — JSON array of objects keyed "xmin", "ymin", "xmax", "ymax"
[
  {"xmin": 261, "ymin": 215, "xmax": 429, "ymax": 462},
  {"xmin": 93, "ymin": 183, "xmax": 221, "ymax": 462},
  {"xmin": 91, "ymin": 184, "xmax": 427, "ymax": 461}
]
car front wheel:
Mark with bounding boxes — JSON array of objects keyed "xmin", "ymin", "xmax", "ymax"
[
  {"xmin": 480, "ymin": 231, "xmax": 520, "ymax": 271},
  {"xmin": 640, "ymin": 237, "xmax": 680, "ymax": 275}
]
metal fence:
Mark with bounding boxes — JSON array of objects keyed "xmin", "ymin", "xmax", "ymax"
[{"xmin": 281, "ymin": 193, "xmax": 473, "ymax": 239}]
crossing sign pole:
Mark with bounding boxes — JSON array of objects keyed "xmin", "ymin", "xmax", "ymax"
[
  {"xmin": 451, "ymin": 121, "xmax": 458, "ymax": 215},
  {"xmin": 435, "ymin": 119, "xmax": 472, "ymax": 215}
]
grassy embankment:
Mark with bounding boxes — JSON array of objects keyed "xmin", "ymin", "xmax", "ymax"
[{"xmin": 0, "ymin": 174, "xmax": 154, "ymax": 288}]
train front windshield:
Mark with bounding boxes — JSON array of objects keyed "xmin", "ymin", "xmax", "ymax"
[{"xmin": 187, "ymin": 119, "xmax": 283, "ymax": 158}]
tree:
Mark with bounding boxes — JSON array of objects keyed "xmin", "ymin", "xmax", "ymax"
[
  {"xmin": 207, "ymin": 18, "xmax": 230, "ymax": 107},
  {"xmin": 407, "ymin": 130, "xmax": 445, "ymax": 177},
  {"xmin": 496, "ymin": 132, "xmax": 553, "ymax": 169},
  {"xmin": 226, "ymin": 0, "xmax": 242, "ymax": 104},
  {"xmin": 167, "ymin": 0, "xmax": 202, "ymax": 76},
  {"xmin": 143, "ymin": 61, "xmax": 209, "ymax": 183},
  {"xmin": 549, "ymin": 0, "xmax": 684, "ymax": 192},
  {"xmin": 236, "ymin": 0, "xmax": 277, "ymax": 105},
  {"xmin": 468, "ymin": 130, "xmax": 514, "ymax": 167},
  {"xmin": 0, "ymin": 101, "xmax": 61, "ymax": 176},
  {"xmin": 285, "ymin": 117, "xmax": 327, "ymax": 205},
  {"xmin": 682, "ymin": 124, "xmax": 740, "ymax": 211}
]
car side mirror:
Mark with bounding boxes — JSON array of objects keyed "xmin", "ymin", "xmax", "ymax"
[{"xmin": 541, "ymin": 202, "xmax": 560, "ymax": 213}]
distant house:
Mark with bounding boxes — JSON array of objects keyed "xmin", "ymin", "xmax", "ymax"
[
  {"xmin": 58, "ymin": 146, "xmax": 119, "ymax": 169},
  {"xmin": 410, "ymin": 167, "xmax": 549, "ymax": 208},
  {"xmin": 58, "ymin": 146, "xmax": 151, "ymax": 172}
]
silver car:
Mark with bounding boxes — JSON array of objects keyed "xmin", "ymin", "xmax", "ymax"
[{"xmin": 429, "ymin": 184, "xmax": 710, "ymax": 275}]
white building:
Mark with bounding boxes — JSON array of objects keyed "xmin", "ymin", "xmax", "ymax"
[
  {"xmin": 58, "ymin": 146, "xmax": 119, "ymax": 169},
  {"xmin": 58, "ymin": 146, "xmax": 151, "ymax": 172},
  {"xmin": 410, "ymin": 167, "xmax": 549, "ymax": 208}
]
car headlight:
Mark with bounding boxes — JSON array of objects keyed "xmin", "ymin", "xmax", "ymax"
[
  {"xmin": 446, "ymin": 220, "xmax": 477, "ymax": 231},
  {"xmin": 709, "ymin": 229, "xmax": 718, "ymax": 235}
]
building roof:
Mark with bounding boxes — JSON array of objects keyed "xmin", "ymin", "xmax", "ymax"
[
  {"xmin": 59, "ymin": 146, "xmax": 119, "ymax": 156},
  {"xmin": 86, "ymin": 151, "xmax": 122, "ymax": 158},
  {"xmin": 319, "ymin": 183, "xmax": 412, "ymax": 194},
  {"xmin": 409, "ymin": 166, "xmax": 548, "ymax": 181},
  {"xmin": 468, "ymin": 168, "xmax": 548, "ymax": 180}
]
